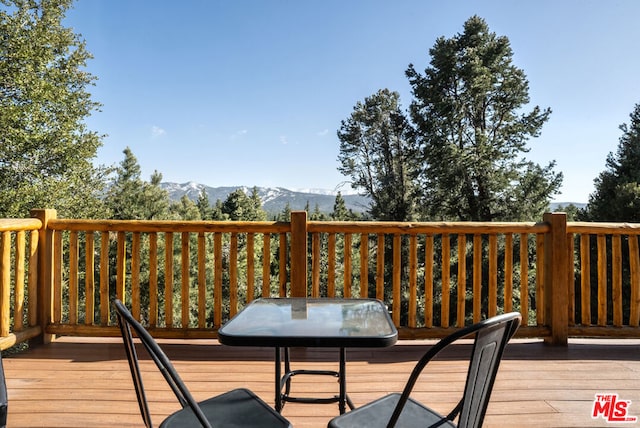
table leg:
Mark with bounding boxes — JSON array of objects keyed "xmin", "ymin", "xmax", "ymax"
[
  {"xmin": 275, "ymin": 347, "xmax": 282, "ymax": 412},
  {"xmin": 283, "ymin": 347, "xmax": 292, "ymax": 397},
  {"xmin": 339, "ymin": 347, "xmax": 346, "ymax": 414}
]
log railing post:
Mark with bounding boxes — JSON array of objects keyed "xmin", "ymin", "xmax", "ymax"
[
  {"xmin": 543, "ymin": 212, "xmax": 569, "ymax": 345},
  {"xmin": 290, "ymin": 211, "xmax": 308, "ymax": 297},
  {"xmin": 31, "ymin": 209, "xmax": 56, "ymax": 345}
]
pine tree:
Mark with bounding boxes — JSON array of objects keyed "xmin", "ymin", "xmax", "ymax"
[
  {"xmin": 196, "ymin": 189, "xmax": 214, "ymax": 220},
  {"xmin": 337, "ymin": 89, "xmax": 419, "ymax": 221},
  {"xmin": 104, "ymin": 148, "xmax": 169, "ymax": 220},
  {"xmin": 407, "ymin": 16, "xmax": 562, "ymax": 221},
  {"xmin": 583, "ymin": 103, "xmax": 640, "ymax": 221},
  {"xmin": 0, "ymin": 0, "xmax": 106, "ymax": 218}
]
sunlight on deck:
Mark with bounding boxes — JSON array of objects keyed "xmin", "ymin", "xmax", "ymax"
[{"xmin": 3, "ymin": 337, "xmax": 640, "ymax": 427}]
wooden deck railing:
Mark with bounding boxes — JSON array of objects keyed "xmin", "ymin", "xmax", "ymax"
[
  {"xmin": 1, "ymin": 209, "xmax": 640, "ymax": 350},
  {"xmin": 0, "ymin": 217, "xmax": 42, "ymax": 349}
]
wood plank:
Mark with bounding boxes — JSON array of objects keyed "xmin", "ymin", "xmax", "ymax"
[{"xmin": 3, "ymin": 337, "xmax": 640, "ymax": 428}]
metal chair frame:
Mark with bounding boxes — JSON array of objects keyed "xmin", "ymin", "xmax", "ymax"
[
  {"xmin": 328, "ymin": 312, "xmax": 521, "ymax": 428},
  {"xmin": 114, "ymin": 299, "xmax": 291, "ymax": 428}
]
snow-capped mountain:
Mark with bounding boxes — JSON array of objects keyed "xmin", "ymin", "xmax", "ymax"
[
  {"xmin": 160, "ymin": 182, "xmax": 371, "ymax": 214},
  {"xmin": 160, "ymin": 182, "xmax": 584, "ymax": 217}
]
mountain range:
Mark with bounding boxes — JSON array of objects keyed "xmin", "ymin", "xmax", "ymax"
[
  {"xmin": 160, "ymin": 182, "xmax": 586, "ymax": 216},
  {"xmin": 160, "ymin": 182, "xmax": 372, "ymax": 215}
]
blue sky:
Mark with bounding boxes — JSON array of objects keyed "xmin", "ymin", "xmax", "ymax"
[{"xmin": 64, "ymin": 0, "xmax": 640, "ymax": 203}]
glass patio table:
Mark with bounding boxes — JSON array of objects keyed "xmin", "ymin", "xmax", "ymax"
[{"xmin": 217, "ymin": 297, "xmax": 398, "ymax": 414}]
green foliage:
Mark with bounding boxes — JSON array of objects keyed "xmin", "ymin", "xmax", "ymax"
[
  {"xmin": 221, "ymin": 187, "xmax": 267, "ymax": 221},
  {"xmin": 169, "ymin": 195, "xmax": 200, "ymax": 220},
  {"xmin": 582, "ymin": 103, "xmax": 640, "ymax": 221},
  {"xmin": 407, "ymin": 16, "xmax": 562, "ymax": 221},
  {"xmin": 553, "ymin": 203, "xmax": 580, "ymax": 221},
  {"xmin": 104, "ymin": 148, "xmax": 170, "ymax": 220},
  {"xmin": 0, "ymin": 0, "xmax": 106, "ymax": 218},
  {"xmin": 332, "ymin": 192, "xmax": 349, "ymax": 220},
  {"xmin": 196, "ymin": 189, "xmax": 215, "ymax": 220},
  {"xmin": 337, "ymin": 89, "xmax": 420, "ymax": 221}
]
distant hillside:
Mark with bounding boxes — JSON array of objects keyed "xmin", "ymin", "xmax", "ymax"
[
  {"xmin": 550, "ymin": 202, "xmax": 587, "ymax": 211},
  {"xmin": 160, "ymin": 182, "xmax": 372, "ymax": 215},
  {"xmin": 160, "ymin": 182, "xmax": 585, "ymax": 217}
]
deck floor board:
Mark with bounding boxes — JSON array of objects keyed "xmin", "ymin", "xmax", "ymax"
[{"xmin": 3, "ymin": 337, "xmax": 640, "ymax": 427}]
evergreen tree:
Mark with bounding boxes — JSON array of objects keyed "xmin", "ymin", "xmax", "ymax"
[
  {"xmin": 196, "ymin": 188, "xmax": 214, "ymax": 220},
  {"xmin": 222, "ymin": 188, "xmax": 266, "ymax": 221},
  {"xmin": 332, "ymin": 192, "xmax": 350, "ymax": 220},
  {"xmin": 248, "ymin": 187, "xmax": 267, "ymax": 221},
  {"xmin": 337, "ymin": 89, "xmax": 419, "ymax": 221},
  {"xmin": 211, "ymin": 199, "xmax": 227, "ymax": 220},
  {"xmin": 169, "ymin": 195, "xmax": 200, "ymax": 220},
  {"xmin": 278, "ymin": 203, "xmax": 292, "ymax": 222},
  {"xmin": 104, "ymin": 148, "xmax": 170, "ymax": 220},
  {"xmin": 310, "ymin": 204, "xmax": 328, "ymax": 221},
  {"xmin": 407, "ymin": 16, "xmax": 562, "ymax": 221},
  {"xmin": 583, "ymin": 103, "xmax": 640, "ymax": 221},
  {"xmin": 0, "ymin": 0, "xmax": 106, "ymax": 218}
]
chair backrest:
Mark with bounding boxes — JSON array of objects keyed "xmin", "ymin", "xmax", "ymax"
[
  {"xmin": 388, "ymin": 312, "xmax": 521, "ymax": 428},
  {"xmin": 114, "ymin": 299, "xmax": 211, "ymax": 428},
  {"xmin": 457, "ymin": 313, "xmax": 520, "ymax": 428},
  {"xmin": 0, "ymin": 351, "xmax": 7, "ymax": 428}
]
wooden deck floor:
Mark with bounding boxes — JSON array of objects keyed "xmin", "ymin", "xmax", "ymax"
[{"xmin": 3, "ymin": 336, "xmax": 640, "ymax": 427}]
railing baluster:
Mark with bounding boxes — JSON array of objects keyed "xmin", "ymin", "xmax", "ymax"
[
  {"xmin": 580, "ymin": 233, "xmax": 591, "ymax": 325},
  {"xmin": 68, "ymin": 231, "xmax": 79, "ymax": 325},
  {"xmin": 165, "ymin": 232, "xmax": 174, "ymax": 328},
  {"xmin": 85, "ymin": 232, "xmax": 95, "ymax": 326},
  {"xmin": 14, "ymin": 231, "xmax": 25, "ymax": 331},
  {"xmin": 230, "ymin": 233, "xmax": 238, "ymax": 316},
  {"xmin": 473, "ymin": 234, "xmax": 482, "ymax": 323},
  {"xmin": 375, "ymin": 234, "xmax": 384, "ymax": 302},
  {"xmin": 359, "ymin": 233, "xmax": 368, "ymax": 298},
  {"xmin": 311, "ymin": 232, "xmax": 320, "ymax": 297},
  {"xmin": 629, "ymin": 235, "xmax": 640, "ymax": 327},
  {"xmin": 408, "ymin": 234, "xmax": 417, "ymax": 328},
  {"xmin": 28, "ymin": 230, "xmax": 38, "ymax": 328},
  {"xmin": 536, "ymin": 234, "xmax": 544, "ymax": 325},
  {"xmin": 262, "ymin": 233, "xmax": 270, "ymax": 298},
  {"xmin": 197, "ymin": 232, "xmax": 206, "ymax": 328},
  {"xmin": 567, "ymin": 233, "xmax": 575, "ymax": 325},
  {"xmin": 279, "ymin": 233, "xmax": 287, "ymax": 297},
  {"xmin": 116, "ymin": 231, "xmax": 125, "ymax": 303},
  {"xmin": 131, "ymin": 232, "xmax": 140, "ymax": 319},
  {"xmin": 100, "ymin": 231, "xmax": 109, "ymax": 325},
  {"xmin": 441, "ymin": 234, "xmax": 450, "ymax": 327},
  {"xmin": 488, "ymin": 234, "xmax": 497, "ymax": 317},
  {"xmin": 519, "ymin": 233, "xmax": 529, "ymax": 325},
  {"xmin": 343, "ymin": 233, "xmax": 352, "ymax": 298},
  {"xmin": 213, "ymin": 232, "xmax": 222, "ymax": 327},
  {"xmin": 181, "ymin": 232, "xmax": 189, "ymax": 328},
  {"xmin": 612, "ymin": 235, "xmax": 623, "ymax": 326},
  {"xmin": 597, "ymin": 234, "xmax": 607, "ymax": 326},
  {"xmin": 504, "ymin": 233, "xmax": 513, "ymax": 313},
  {"xmin": 392, "ymin": 234, "xmax": 401, "ymax": 326},
  {"xmin": 246, "ymin": 233, "xmax": 255, "ymax": 302},
  {"xmin": 53, "ymin": 231, "xmax": 63, "ymax": 323},
  {"xmin": 457, "ymin": 234, "xmax": 466, "ymax": 328},
  {"xmin": 0, "ymin": 232, "xmax": 10, "ymax": 337},
  {"xmin": 327, "ymin": 233, "xmax": 336, "ymax": 297},
  {"xmin": 424, "ymin": 234, "xmax": 433, "ymax": 328},
  {"xmin": 149, "ymin": 232, "xmax": 158, "ymax": 327}
]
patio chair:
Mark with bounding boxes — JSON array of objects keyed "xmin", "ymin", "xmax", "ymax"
[
  {"xmin": 114, "ymin": 299, "xmax": 292, "ymax": 428},
  {"xmin": 0, "ymin": 351, "xmax": 6, "ymax": 428},
  {"xmin": 327, "ymin": 312, "xmax": 521, "ymax": 428}
]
